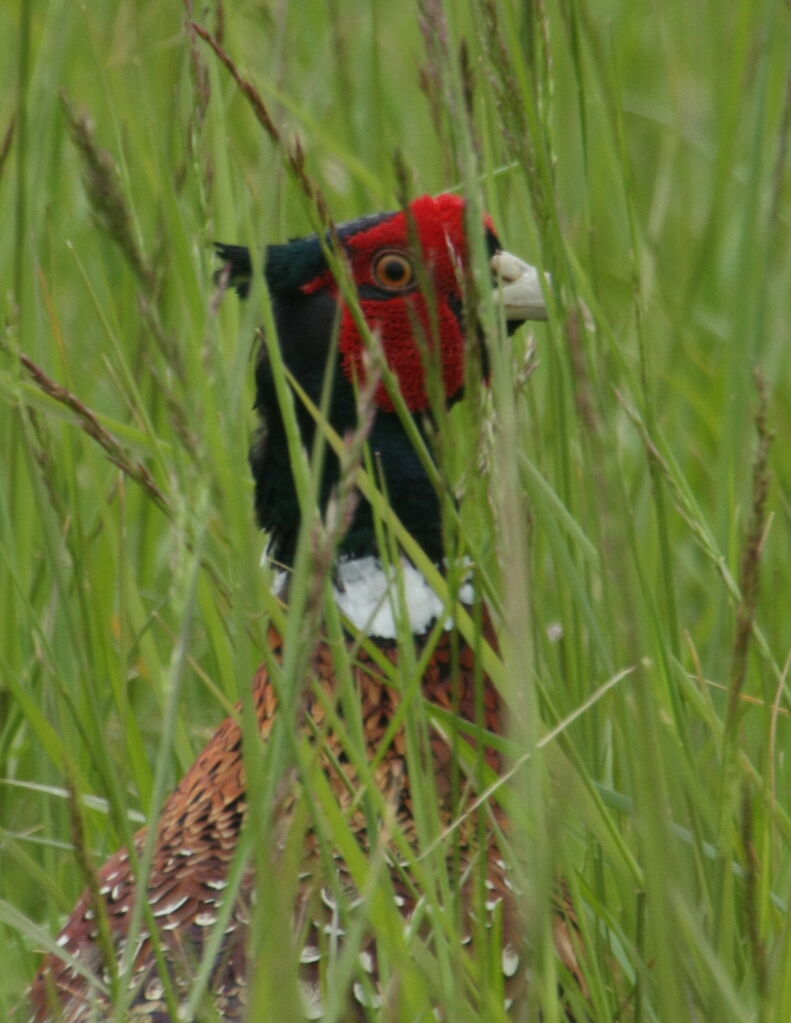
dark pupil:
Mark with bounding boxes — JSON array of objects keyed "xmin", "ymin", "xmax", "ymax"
[{"xmin": 384, "ymin": 257, "xmax": 407, "ymax": 282}]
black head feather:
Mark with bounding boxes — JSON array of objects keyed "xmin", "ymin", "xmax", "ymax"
[{"xmin": 215, "ymin": 210, "xmax": 399, "ymax": 300}]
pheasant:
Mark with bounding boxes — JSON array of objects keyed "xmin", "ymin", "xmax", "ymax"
[{"xmin": 30, "ymin": 193, "xmax": 577, "ymax": 1021}]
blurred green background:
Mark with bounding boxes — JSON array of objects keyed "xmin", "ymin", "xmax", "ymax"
[{"xmin": 2, "ymin": 1, "xmax": 790, "ymax": 1019}]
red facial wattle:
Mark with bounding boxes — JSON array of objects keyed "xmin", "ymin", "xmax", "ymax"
[
  {"xmin": 339, "ymin": 293, "xmax": 465, "ymax": 412},
  {"xmin": 301, "ymin": 193, "xmax": 483, "ymax": 413}
]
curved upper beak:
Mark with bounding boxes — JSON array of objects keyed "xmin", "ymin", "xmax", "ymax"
[{"xmin": 491, "ymin": 250, "xmax": 549, "ymax": 323}]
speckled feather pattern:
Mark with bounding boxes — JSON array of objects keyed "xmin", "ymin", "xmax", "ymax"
[{"xmin": 30, "ymin": 618, "xmax": 582, "ymax": 1021}]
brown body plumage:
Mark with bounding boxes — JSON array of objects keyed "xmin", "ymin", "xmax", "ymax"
[{"xmin": 32, "ymin": 620, "xmax": 581, "ymax": 1020}]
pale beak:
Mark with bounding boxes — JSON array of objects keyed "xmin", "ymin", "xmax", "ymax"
[{"xmin": 491, "ymin": 250, "xmax": 549, "ymax": 322}]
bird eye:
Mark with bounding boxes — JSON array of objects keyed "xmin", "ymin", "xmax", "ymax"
[{"xmin": 372, "ymin": 250, "xmax": 414, "ymax": 291}]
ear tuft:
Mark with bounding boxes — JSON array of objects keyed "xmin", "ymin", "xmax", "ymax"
[{"xmin": 214, "ymin": 242, "xmax": 252, "ymax": 298}]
